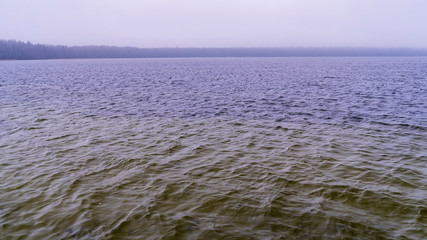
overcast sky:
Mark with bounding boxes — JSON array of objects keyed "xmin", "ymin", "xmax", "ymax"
[{"xmin": 1, "ymin": 0, "xmax": 427, "ymax": 48}]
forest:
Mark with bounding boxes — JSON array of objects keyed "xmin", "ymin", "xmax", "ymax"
[{"xmin": 1, "ymin": 39, "xmax": 427, "ymax": 60}]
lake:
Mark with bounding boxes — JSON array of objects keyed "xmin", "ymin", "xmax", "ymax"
[{"xmin": 1, "ymin": 57, "xmax": 426, "ymax": 239}]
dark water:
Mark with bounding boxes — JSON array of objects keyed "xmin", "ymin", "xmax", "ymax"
[{"xmin": 1, "ymin": 57, "xmax": 426, "ymax": 239}]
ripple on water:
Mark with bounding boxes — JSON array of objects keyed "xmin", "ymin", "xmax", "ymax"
[
  {"xmin": 0, "ymin": 109, "xmax": 425, "ymax": 239},
  {"xmin": 0, "ymin": 58, "xmax": 426, "ymax": 239}
]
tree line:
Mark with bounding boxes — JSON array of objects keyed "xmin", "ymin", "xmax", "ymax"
[{"xmin": 1, "ymin": 39, "xmax": 427, "ymax": 60}]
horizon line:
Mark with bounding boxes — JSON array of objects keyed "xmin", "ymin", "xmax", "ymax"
[
  {"xmin": 3, "ymin": 39, "xmax": 427, "ymax": 50},
  {"xmin": 2, "ymin": 39, "xmax": 427, "ymax": 60}
]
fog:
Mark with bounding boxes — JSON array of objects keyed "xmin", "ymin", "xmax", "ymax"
[{"xmin": 1, "ymin": 0, "xmax": 427, "ymax": 48}]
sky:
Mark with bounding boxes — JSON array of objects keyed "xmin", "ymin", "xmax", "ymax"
[{"xmin": 1, "ymin": 0, "xmax": 427, "ymax": 48}]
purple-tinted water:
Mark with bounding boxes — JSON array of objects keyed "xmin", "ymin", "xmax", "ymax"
[{"xmin": 0, "ymin": 57, "xmax": 426, "ymax": 239}]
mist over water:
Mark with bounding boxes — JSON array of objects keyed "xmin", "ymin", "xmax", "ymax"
[{"xmin": 1, "ymin": 57, "xmax": 426, "ymax": 239}]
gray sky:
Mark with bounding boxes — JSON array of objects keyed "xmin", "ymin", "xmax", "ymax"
[{"xmin": 1, "ymin": 0, "xmax": 427, "ymax": 48}]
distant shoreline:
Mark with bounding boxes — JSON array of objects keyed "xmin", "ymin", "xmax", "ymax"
[
  {"xmin": 2, "ymin": 56, "xmax": 427, "ymax": 62},
  {"xmin": 2, "ymin": 39, "xmax": 427, "ymax": 60}
]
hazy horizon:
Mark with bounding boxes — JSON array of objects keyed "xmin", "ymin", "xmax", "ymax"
[
  {"xmin": 4, "ymin": 39, "xmax": 427, "ymax": 50},
  {"xmin": 1, "ymin": 0, "xmax": 427, "ymax": 48}
]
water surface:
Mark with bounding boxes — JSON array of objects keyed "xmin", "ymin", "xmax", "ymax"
[{"xmin": 1, "ymin": 57, "xmax": 426, "ymax": 239}]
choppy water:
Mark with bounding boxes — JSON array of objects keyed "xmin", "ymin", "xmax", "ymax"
[{"xmin": 1, "ymin": 57, "xmax": 426, "ymax": 239}]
